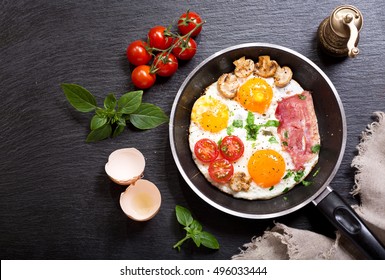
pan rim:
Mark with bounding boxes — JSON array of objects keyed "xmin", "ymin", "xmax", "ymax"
[{"xmin": 169, "ymin": 42, "xmax": 347, "ymax": 219}]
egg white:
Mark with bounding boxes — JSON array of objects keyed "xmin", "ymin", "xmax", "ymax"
[{"xmin": 189, "ymin": 74, "xmax": 318, "ymax": 200}]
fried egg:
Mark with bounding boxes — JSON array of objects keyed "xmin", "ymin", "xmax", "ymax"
[{"xmin": 189, "ymin": 57, "xmax": 319, "ymax": 200}]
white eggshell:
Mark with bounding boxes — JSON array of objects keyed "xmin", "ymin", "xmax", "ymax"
[
  {"xmin": 119, "ymin": 179, "xmax": 161, "ymax": 221},
  {"xmin": 105, "ymin": 148, "xmax": 145, "ymax": 185}
]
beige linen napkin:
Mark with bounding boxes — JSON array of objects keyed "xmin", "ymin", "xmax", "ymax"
[{"xmin": 233, "ymin": 112, "xmax": 385, "ymax": 260}]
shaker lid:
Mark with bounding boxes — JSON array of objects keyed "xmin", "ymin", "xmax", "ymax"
[{"xmin": 330, "ymin": 5, "xmax": 363, "ymax": 38}]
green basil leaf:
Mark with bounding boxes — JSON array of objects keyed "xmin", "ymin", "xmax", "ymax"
[
  {"xmin": 117, "ymin": 91, "xmax": 143, "ymax": 114},
  {"xmin": 61, "ymin": 83, "xmax": 97, "ymax": 112},
  {"xmin": 190, "ymin": 233, "xmax": 201, "ymax": 247},
  {"xmin": 129, "ymin": 103, "xmax": 169, "ymax": 130},
  {"xmin": 90, "ymin": 114, "xmax": 107, "ymax": 130},
  {"xmin": 86, "ymin": 124, "xmax": 112, "ymax": 142},
  {"xmin": 199, "ymin": 231, "xmax": 219, "ymax": 249},
  {"xmin": 175, "ymin": 205, "xmax": 193, "ymax": 227},
  {"xmin": 104, "ymin": 93, "xmax": 116, "ymax": 110},
  {"xmin": 190, "ymin": 220, "xmax": 203, "ymax": 233},
  {"xmin": 112, "ymin": 124, "xmax": 125, "ymax": 138}
]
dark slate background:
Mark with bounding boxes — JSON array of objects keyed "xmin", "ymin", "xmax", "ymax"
[{"xmin": 1, "ymin": 0, "xmax": 384, "ymax": 260}]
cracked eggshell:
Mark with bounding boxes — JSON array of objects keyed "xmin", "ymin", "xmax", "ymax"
[
  {"xmin": 119, "ymin": 179, "xmax": 161, "ymax": 221},
  {"xmin": 105, "ymin": 148, "xmax": 145, "ymax": 185}
]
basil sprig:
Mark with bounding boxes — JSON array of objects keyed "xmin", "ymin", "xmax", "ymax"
[
  {"xmin": 61, "ymin": 83, "xmax": 168, "ymax": 142},
  {"xmin": 173, "ymin": 205, "xmax": 219, "ymax": 251}
]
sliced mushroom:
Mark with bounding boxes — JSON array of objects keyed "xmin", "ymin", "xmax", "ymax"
[
  {"xmin": 230, "ymin": 172, "xmax": 252, "ymax": 192},
  {"xmin": 233, "ymin": 56, "xmax": 255, "ymax": 78},
  {"xmin": 254, "ymin": 55, "xmax": 279, "ymax": 78},
  {"xmin": 217, "ymin": 73, "xmax": 240, "ymax": 99},
  {"xmin": 274, "ymin": 66, "xmax": 293, "ymax": 88}
]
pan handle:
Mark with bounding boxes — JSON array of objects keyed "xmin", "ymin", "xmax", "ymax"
[{"xmin": 313, "ymin": 186, "xmax": 385, "ymax": 259}]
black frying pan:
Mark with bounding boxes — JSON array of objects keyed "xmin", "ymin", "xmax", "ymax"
[{"xmin": 169, "ymin": 43, "xmax": 385, "ymax": 259}]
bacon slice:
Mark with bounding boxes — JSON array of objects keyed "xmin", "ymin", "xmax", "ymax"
[{"xmin": 275, "ymin": 91, "xmax": 320, "ymax": 170}]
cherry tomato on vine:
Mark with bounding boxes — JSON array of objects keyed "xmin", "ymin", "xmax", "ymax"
[
  {"xmin": 148, "ymin": 26, "xmax": 173, "ymax": 50},
  {"xmin": 131, "ymin": 65, "xmax": 156, "ymax": 89},
  {"xmin": 178, "ymin": 11, "xmax": 203, "ymax": 37},
  {"xmin": 172, "ymin": 37, "xmax": 197, "ymax": 60},
  {"xmin": 153, "ymin": 53, "xmax": 178, "ymax": 77},
  {"xmin": 126, "ymin": 40, "xmax": 152, "ymax": 66}
]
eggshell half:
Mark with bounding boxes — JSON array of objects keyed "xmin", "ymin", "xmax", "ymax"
[
  {"xmin": 105, "ymin": 148, "xmax": 145, "ymax": 185},
  {"xmin": 119, "ymin": 179, "xmax": 161, "ymax": 221}
]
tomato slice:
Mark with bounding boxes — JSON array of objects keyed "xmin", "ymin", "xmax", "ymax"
[
  {"xmin": 194, "ymin": 138, "xmax": 219, "ymax": 163},
  {"xmin": 219, "ymin": 135, "xmax": 244, "ymax": 161},
  {"xmin": 208, "ymin": 158, "xmax": 234, "ymax": 183}
]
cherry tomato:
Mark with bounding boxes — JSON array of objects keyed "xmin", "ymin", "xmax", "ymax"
[
  {"xmin": 178, "ymin": 11, "xmax": 203, "ymax": 37},
  {"xmin": 153, "ymin": 53, "xmax": 178, "ymax": 77},
  {"xmin": 194, "ymin": 138, "xmax": 219, "ymax": 163},
  {"xmin": 219, "ymin": 136, "xmax": 244, "ymax": 161},
  {"xmin": 126, "ymin": 40, "xmax": 152, "ymax": 66},
  {"xmin": 131, "ymin": 65, "xmax": 156, "ymax": 89},
  {"xmin": 208, "ymin": 158, "xmax": 234, "ymax": 183},
  {"xmin": 172, "ymin": 37, "xmax": 197, "ymax": 60},
  {"xmin": 148, "ymin": 26, "xmax": 173, "ymax": 50}
]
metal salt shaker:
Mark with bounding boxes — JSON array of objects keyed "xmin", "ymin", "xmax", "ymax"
[{"xmin": 318, "ymin": 5, "xmax": 363, "ymax": 58}]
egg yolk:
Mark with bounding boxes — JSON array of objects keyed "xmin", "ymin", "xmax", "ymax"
[
  {"xmin": 191, "ymin": 95, "xmax": 229, "ymax": 133},
  {"xmin": 248, "ymin": 149, "xmax": 286, "ymax": 188},
  {"xmin": 237, "ymin": 78, "xmax": 273, "ymax": 114}
]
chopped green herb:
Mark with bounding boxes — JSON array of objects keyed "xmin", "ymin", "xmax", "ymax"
[
  {"xmin": 284, "ymin": 130, "xmax": 289, "ymax": 139},
  {"xmin": 268, "ymin": 136, "xmax": 278, "ymax": 144},
  {"xmin": 311, "ymin": 144, "xmax": 321, "ymax": 153},
  {"xmin": 246, "ymin": 111, "xmax": 254, "ymax": 125},
  {"xmin": 298, "ymin": 94, "xmax": 307, "ymax": 100},
  {"xmin": 282, "ymin": 141, "xmax": 288, "ymax": 146},
  {"xmin": 245, "ymin": 124, "xmax": 259, "ymax": 140},
  {"xmin": 313, "ymin": 167, "xmax": 320, "ymax": 177},
  {"xmin": 217, "ymin": 137, "xmax": 222, "ymax": 146},
  {"xmin": 283, "ymin": 170, "xmax": 295, "ymax": 179},
  {"xmin": 302, "ymin": 180, "xmax": 312, "ymax": 186},
  {"xmin": 232, "ymin": 119, "xmax": 243, "ymax": 128},
  {"xmin": 227, "ymin": 125, "xmax": 234, "ymax": 135},
  {"xmin": 294, "ymin": 169, "xmax": 305, "ymax": 182},
  {"xmin": 282, "ymin": 187, "xmax": 289, "ymax": 193},
  {"xmin": 269, "ymin": 186, "xmax": 274, "ymax": 191},
  {"xmin": 264, "ymin": 119, "xmax": 280, "ymax": 127}
]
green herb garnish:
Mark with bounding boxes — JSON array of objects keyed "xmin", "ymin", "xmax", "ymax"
[
  {"xmin": 269, "ymin": 186, "xmax": 274, "ymax": 191},
  {"xmin": 301, "ymin": 180, "xmax": 312, "ymax": 186},
  {"xmin": 294, "ymin": 169, "xmax": 305, "ymax": 182},
  {"xmin": 61, "ymin": 83, "xmax": 168, "ymax": 142},
  {"xmin": 284, "ymin": 130, "xmax": 289, "ymax": 139},
  {"xmin": 244, "ymin": 112, "xmax": 280, "ymax": 141},
  {"xmin": 226, "ymin": 125, "xmax": 234, "ymax": 135},
  {"xmin": 298, "ymin": 94, "xmax": 307, "ymax": 100},
  {"xmin": 313, "ymin": 167, "xmax": 320, "ymax": 177},
  {"xmin": 173, "ymin": 205, "xmax": 219, "ymax": 251},
  {"xmin": 268, "ymin": 136, "xmax": 278, "ymax": 144},
  {"xmin": 311, "ymin": 144, "xmax": 321, "ymax": 153},
  {"xmin": 264, "ymin": 120, "xmax": 280, "ymax": 127},
  {"xmin": 232, "ymin": 119, "xmax": 243, "ymax": 128}
]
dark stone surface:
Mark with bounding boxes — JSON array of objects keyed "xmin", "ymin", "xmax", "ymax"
[{"xmin": 1, "ymin": 0, "xmax": 383, "ymax": 259}]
